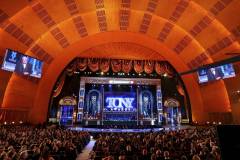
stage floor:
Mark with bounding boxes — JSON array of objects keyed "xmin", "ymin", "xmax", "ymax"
[{"xmin": 69, "ymin": 125, "xmax": 192, "ymax": 133}]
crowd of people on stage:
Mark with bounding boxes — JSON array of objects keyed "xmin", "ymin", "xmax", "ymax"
[
  {"xmin": 0, "ymin": 124, "xmax": 90, "ymax": 160},
  {"xmin": 89, "ymin": 127, "xmax": 221, "ymax": 160}
]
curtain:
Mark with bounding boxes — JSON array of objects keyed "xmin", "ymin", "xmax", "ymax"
[
  {"xmin": 78, "ymin": 58, "xmax": 87, "ymax": 71},
  {"xmin": 155, "ymin": 61, "xmax": 165, "ymax": 75},
  {"xmin": 134, "ymin": 60, "xmax": 143, "ymax": 73},
  {"xmin": 177, "ymin": 84, "xmax": 185, "ymax": 96},
  {"xmin": 61, "ymin": 58, "xmax": 172, "ymax": 76},
  {"xmin": 66, "ymin": 62, "xmax": 76, "ymax": 76},
  {"xmin": 88, "ymin": 58, "xmax": 99, "ymax": 72},
  {"xmin": 53, "ymin": 73, "xmax": 66, "ymax": 98},
  {"xmin": 111, "ymin": 59, "xmax": 122, "ymax": 72},
  {"xmin": 144, "ymin": 60, "xmax": 154, "ymax": 74},
  {"xmin": 122, "ymin": 60, "xmax": 132, "ymax": 73},
  {"xmin": 165, "ymin": 64, "xmax": 174, "ymax": 77},
  {"xmin": 100, "ymin": 59, "xmax": 110, "ymax": 73}
]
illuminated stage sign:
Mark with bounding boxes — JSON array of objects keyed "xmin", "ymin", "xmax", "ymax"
[
  {"xmin": 106, "ymin": 97, "xmax": 134, "ymax": 110},
  {"xmin": 104, "ymin": 92, "xmax": 136, "ymax": 111}
]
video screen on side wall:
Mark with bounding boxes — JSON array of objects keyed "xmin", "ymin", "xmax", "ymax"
[
  {"xmin": 197, "ymin": 63, "xmax": 235, "ymax": 83},
  {"xmin": 1, "ymin": 49, "xmax": 43, "ymax": 78}
]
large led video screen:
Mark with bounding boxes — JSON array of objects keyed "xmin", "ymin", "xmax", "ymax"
[
  {"xmin": 197, "ymin": 63, "xmax": 235, "ymax": 83},
  {"xmin": 1, "ymin": 49, "xmax": 43, "ymax": 78},
  {"xmin": 104, "ymin": 92, "xmax": 137, "ymax": 112}
]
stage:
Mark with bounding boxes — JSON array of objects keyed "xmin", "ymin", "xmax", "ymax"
[
  {"xmin": 48, "ymin": 57, "xmax": 190, "ymax": 128},
  {"xmin": 69, "ymin": 125, "xmax": 192, "ymax": 133}
]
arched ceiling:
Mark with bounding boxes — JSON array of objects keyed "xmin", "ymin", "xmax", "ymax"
[
  {"xmin": 0, "ymin": 0, "xmax": 240, "ymax": 113},
  {"xmin": 0, "ymin": 0, "xmax": 240, "ymax": 68},
  {"xmin": 78, "ymin": 42, "xmax": 166, "ymax": 60}
]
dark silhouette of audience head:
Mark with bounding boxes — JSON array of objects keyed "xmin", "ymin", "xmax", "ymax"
[
  {"xmin": 90, "ymin": 127, "xmax": 221, "ymax": 160},
  {"xmin": 0, "ymin": 124, "xmax": 90, "ymax": 160}
]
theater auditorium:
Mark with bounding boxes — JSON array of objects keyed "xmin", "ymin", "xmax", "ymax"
[{"xmin": 0, "ymin": 0, "xmax": 240, "ymax": 160}]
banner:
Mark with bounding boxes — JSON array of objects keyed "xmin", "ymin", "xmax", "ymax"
[{"xmin": 73, "ymin": 58, "xmax": 174, "ymax": 76}]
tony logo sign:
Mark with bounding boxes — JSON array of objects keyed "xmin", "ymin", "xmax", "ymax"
[{"xmin": 105, "ymin": 92, "xmax": 136, "ymax": 111}]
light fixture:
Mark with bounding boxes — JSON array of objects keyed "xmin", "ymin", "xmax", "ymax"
[
  {"xmin": 163, "ymin": 73, "xmax": 168, "ymax": 77},
  {"xmin": 109, "ymin": 80, "xmax": 134, "ymax": 84}
]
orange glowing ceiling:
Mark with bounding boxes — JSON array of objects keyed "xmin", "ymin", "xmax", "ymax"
[
  {"xmin": 0, "ymin": 0, "xmax": 239, "ymax": 68},
  {"xmin": 0, "ymin": 0, "xmax": 240, "ymax": 108}
]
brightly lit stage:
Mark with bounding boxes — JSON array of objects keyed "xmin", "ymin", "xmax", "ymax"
[
  {"xmin": 49, "ymin": 58, "xmax": 190, "ymax": 128},
  {"xmin": 69, "ymin": 125, "xmax": 191, "ymax": 133},
  {"xmin": 50, "ymin": 58, "xmax": 188, "ymax": 127},
  {"xmin": 70, "ymin": 127, "xmax": 163, "ymax": 133},
  {"xmin": 56, "ymin": 76, "xmax": 184, "ymax": 127},
  {"xmin": 74, "ymin": 77, "xmax": 164, "ymax": 126}
]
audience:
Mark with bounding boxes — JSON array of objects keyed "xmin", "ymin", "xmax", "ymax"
[
  {"xmin": 0, "ymin": 124, "xmax": 221, "ymax": 160},
  {"xmin": 90, "ymin": 127, "xmax": 221, "ymax": 160},
  {"xmin": 0, "ymin": 124, "xmax": 90, "ymax": 160}
]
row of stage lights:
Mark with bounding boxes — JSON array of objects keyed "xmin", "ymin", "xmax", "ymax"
[
  {"xmin": 1, "ymin": 121, "xmax": 23, "ymax": 125},
  {"xmin": 193, "ymin": 121, "xmax": 222, "ymax": 125},
  {"xmin": 91, "ymin": 84, "xmax": 151, "ymax": 89},
  {"xmin": 75, "ymin": 71, "xmax": 169, "ymax": 77},
  {"xmin": 1, "ymin": 121, "xmax": 223, "ymax": 125}
]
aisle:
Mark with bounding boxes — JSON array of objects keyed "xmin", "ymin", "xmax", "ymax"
[{"xmin": 76, "ymin": 140, "xmax": 96, "ymax": 160}]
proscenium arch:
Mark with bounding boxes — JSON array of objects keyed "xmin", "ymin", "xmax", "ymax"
[
  {"xmin": 24, "ymin": 31, "xmax": 206, "ymax": 123},
  {"xmin": 2, "ymin": 10, "xmax": 215, "ymax": 109},
  {"xmin": 1, "ymin": 2, "xmax": 235, "ymax": 106}
]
